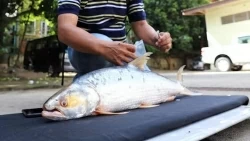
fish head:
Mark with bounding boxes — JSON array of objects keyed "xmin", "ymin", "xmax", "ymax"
[{"xmin": 42, "ymin": 85, "xmax": 99, "ymax": 120}]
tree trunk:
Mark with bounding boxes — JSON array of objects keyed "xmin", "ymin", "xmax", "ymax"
[
  {"xmin": 0, "ymin": 54, "xmax": 8, "ymax": 64},
  {"xmin": 14, "ymin": 12, "xmax": 31, "ymax": 67},
  {"xmin": 0, "ymin": 23, "xmax": 8, "ymax": 66},
  {"xmin": 0, "ymin": 26, "xmax": 4, "ymax": 47}
]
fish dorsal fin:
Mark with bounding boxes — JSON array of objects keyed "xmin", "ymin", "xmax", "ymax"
[
  {"xmin": 128, "ymin": 52, "xmax": 153, "ymax": 70},
  {"xmin": 177, "ymin": 65, "xmax": 186, "ymax": 84}
]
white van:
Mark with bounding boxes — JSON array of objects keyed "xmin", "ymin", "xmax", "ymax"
[{"xmin": 201, "ymin": 33, "xmax": 250, "ymax": 72}]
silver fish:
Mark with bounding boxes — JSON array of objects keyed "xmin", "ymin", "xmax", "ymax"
[{"xmin": 42, "ymin": 52, "xmax": 200, "ymax": 120}]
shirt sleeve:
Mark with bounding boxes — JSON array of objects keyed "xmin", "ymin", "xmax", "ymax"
[
  {"xmin": 127, "ymin": 0, "xmax": 146, "ymax": 22},
  {"xmin": 57, "ymin": 0, "xmax": 81, "ymax": 15}
]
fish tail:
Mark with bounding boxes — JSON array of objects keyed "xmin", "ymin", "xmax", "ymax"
[{"xmin": 181, "ymin": 87, "xmax": 203, "ymax": 96}]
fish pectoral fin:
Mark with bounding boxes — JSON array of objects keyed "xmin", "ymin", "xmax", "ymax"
[
  {"xmin": 165, "ymin": 96, "xmax": 176, "ymax": 102},
  {"xmin": 139, "ymin": 104, "xmax": 159, "ymax": 108},
  {"xmin": 94, "ymin": 110, "xmax": 129, "ymax": 115}
]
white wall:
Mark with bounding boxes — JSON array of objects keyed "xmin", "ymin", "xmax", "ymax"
[{"xmin": 205, "ymin": 0, "xmax": 250, "ymax": 46}]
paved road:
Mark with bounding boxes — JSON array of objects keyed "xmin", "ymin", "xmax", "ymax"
[
  {"xmin": 162, "ymin": 70, "xmax": 250, "ymax": 89},
  {"xmin": 1, "ymin": 71, "xmax": 250, "ymax": 141}
]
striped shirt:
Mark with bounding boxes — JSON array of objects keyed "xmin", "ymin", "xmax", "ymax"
[{"xmin": 57, "ymin": 0, "xmax": 146, "ymax": 41}]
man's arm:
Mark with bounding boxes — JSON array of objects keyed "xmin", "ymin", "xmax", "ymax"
[
  {"xmin": 131, "ymin": 20, "xmax": 172, "ymax": 53},
  {"xmin": 126, "ymin": 0, "xmax": 172, "ymax": 52},
  {"xmin": 58, "ymin": 13, "xmax": 105, "ymax": 55},
  {"xmin": 131, "ymin": 20, "xmax": 158, "ymax": 47},
  {"xmin": 57, "ymin": 13, "xmax": 136, "ymax": 65}
]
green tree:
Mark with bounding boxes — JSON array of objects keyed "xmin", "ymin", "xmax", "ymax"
[
  {"xmin": 143, "ymin": 0, "xmax": 209, "ymax": 55},
  {"xmin": 0, "ymin": 0, "xmax": 58, "ymax": 66},
  {"xmin": 0, "ymin": 0, "xmax": 57, "ymax": 48},
  {"xmin": 38, "ymin": 0, "xmax": 58, "ymax": 34},
  {"xmin": 0, "ymin": 0, "xmax": 32, "ymax": 64},
  {"xmin": 1, "ymin": 0, "xmax": 34, "ymax": 47}
]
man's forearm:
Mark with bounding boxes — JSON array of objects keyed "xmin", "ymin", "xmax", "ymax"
[
  {"xmin": 58, "ymin": 24, "xmax": 108, "ymax": 55},
  {"xmin": 57, "ymin": 14, "xmax": 112, "ymax": 55},
  {"xmin": 131, "ymin": 20, "xmax": 158, "ymax": 47}
]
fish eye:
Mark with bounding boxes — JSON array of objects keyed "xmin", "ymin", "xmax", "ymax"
[{"xmin": 60, "ymin": 100, "xmax": 68, "ymax": 107}]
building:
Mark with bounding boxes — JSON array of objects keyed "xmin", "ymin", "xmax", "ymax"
[
  {"xmin": 25, "ymin": 20, "xmax": 50, "ymax": 40},
  {"xmin": 182, "ymin": 0, "xmax": 250, "ymax": 47},
  {"xmin": 18, "ymin": 19, "xmax": 52, "ymax": 54}
]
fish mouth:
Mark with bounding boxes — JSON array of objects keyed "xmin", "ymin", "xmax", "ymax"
[{"xmin": 42, "ymin": 108, "xmax": 67, "ymax": 120}]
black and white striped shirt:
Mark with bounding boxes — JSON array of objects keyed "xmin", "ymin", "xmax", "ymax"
[{"xmin": 58, "ymin": 0, "xmax": 146, "ymax": 41}]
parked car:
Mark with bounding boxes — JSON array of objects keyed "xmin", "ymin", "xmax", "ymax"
[
  {"xmin": 191, "ymin": 56, "xmax": 204, "ymax": 71},
  {"xmin": 62, "ymin": 49, "xmax": 76, "ymax": 72},
  {"xmin": 23, "ymin": 35, "xmax": 76, "ymax": 77},
  {"xmin": 201, "ymin": 33, "xmax": 250, "ymax": 72}
]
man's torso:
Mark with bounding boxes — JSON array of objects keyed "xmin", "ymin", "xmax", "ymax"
[
  {"xmin": 78, "ymin": 0, "xmax": 128, "ymax": 41},
  {"xmin": 58, "ymin": 0, "xmax": 146, "ymax": 41}
]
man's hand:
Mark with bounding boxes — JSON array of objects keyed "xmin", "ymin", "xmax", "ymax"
[
  {"xmin": 155, "ymin": 32, "xmax": 172, "ymax": 53},
  {"xmin": 131, "ymin": 20, "xmax": 173, "ymax": 53},
  {"xmin": 99, "ymin": 41, "xmax": 137, "ymax": 66}
]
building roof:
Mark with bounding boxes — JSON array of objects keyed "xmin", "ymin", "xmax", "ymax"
[{"xmin": 182, "ymin": 0, "xmax": 239, "ymax": 16}]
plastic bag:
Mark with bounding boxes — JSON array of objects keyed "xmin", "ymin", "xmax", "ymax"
[{"xmin": 134, "ymin": 40, "xmax": 151, "ymax": 71}]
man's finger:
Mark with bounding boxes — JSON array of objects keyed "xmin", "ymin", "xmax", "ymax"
[
  {"xmin": 158, "ymin": 38, "xmax": 172, "ymax": 46},
  {"xmin": 157, "ymin": 34, "xmax": 163, "ymax": 43},
  {"xmin": 167, "ymin": 42, "xmax": 172, "ymax": 48},
  {"xmin": 159, "ymin": 43, "xmax": 168, "ymax": 48},
  {"xmin": 164, "ymin": 43, "xmax": 172, "ymax": 52},
  {"xmin": 127, "ymin": 46, "xmax": 136, "ymax": 53},
  {"xmin": 162, "ymin": 32, "xmax": 170, "ymax": 37},
  {"xmin": 158, "ymin": 32, "xmax": 170, "ymax": 43},
  {"xmin": 161, "ymin": 32, "xmax": 171, "ymax": 41},
  {"xmin": 155, "ymin": 41, "xmax": 159, "ymax": 46},
  {"xmin": 120, "ymin": 55, "xmax": 133, "ymax": 63},
  {"xmin": 165, "ymin": 48, "xmax": 171, "ymax": 53},
  {"xmin": 158, "ymin": 42, "xmax": 171, "ymax": 51},
  {"xmin": 120, "ymin": 43, "xmax": 136, "ymax": 53},
  {"xmin": 125, "ymin": 51, "xmax": 136, "ymax": 59},
  {"xmin": 116, "ymin": 58, "xmax": 124, "ymax": 66}
]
